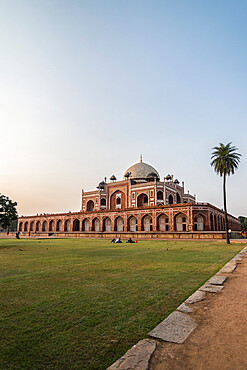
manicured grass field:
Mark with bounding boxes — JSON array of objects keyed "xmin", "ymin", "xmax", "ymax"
[{"xmin": 0, "ymin": 238, "xmax": 243, "ymax": 369}]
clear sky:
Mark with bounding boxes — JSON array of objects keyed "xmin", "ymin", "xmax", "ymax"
[{"xmin": 1, "ymin": 0, "xmax": 246, "ymax": 217}]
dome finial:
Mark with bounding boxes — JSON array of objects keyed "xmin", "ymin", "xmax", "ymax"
[{"xmin": 140, "ymin": 154, "xmax": 142, "ymax": 163}]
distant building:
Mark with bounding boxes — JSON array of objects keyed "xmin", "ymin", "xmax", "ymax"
[{"xmin": 18, "ymin": 157, "xmax": 240, "ymax": 237}]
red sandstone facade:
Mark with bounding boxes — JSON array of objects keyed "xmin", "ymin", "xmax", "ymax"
[{"xmin": 18, "ymin": 158, "xmax": 241, "ymax": 237}]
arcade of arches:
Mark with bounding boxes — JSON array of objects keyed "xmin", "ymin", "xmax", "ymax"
[{"xmin": 18, "ymin": 205, "xmax": 240, "ymax": 235}]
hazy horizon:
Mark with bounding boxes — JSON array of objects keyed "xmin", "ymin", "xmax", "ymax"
[{"xmin": 1, "ymin": 0, "xmax": 246, "ymax": 218}]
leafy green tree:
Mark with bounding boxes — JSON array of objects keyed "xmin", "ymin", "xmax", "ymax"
[
  {"xmin": 238, "ymin": 216, "xmax": 247, "ymax": 231},
  {"xmin": 211, "ymin": 143, "xmax": 241, "ymax": 244},
  {"xmin": 0, "ymin": 194, "xmax": 18, "ymax": 232}
]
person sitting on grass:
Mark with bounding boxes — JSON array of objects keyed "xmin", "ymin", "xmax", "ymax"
[
  {"xmin": 111, "ymin": 238, "xmax": 116, "ymax": 243},
  {"xmin": 126, "ymin": 237, "xmax": 134, "ymax": 243},
  {"xmin": 116, "ymin": 237, "xmax": 122, "ymax": 243}
]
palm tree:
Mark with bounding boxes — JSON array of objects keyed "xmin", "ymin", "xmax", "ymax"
[{"xmin": 211, "ymin": 143, "xmax": 241, "ymax": 244}]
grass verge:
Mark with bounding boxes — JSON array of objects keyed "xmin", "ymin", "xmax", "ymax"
[{"xmin": 0, "ymin": 238, "xmax": 243, "ymax": 369}]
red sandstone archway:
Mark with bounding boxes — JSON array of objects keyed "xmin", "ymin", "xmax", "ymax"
[
  {"xmin": 176, "ymin": 193, "xmax": 181, "ymax": 204},
  {"xmin": 19, "ymin": 222, "xmax": 23, "ymax": 232},
  {"xmin": 100, "ymin": 198, "xmax": 106, "ymax": 206},
  {"xmin": 49, "ymin": 220, "xmax": 55, "ymax": 232},
  {"xmin": 110, "ymin": 190, "xmax": 126, "ymax": 210},
  {"xmin": 157, "ymin": 214, "xmax": 169, "ymax": 231},
  {"xmin": 141, "ymin": 214, "xmax": 152, "ymax": 231},
  {"xmin": 82, "ymin": 218, "xmax": 90, "ymax": 231},
  {"xmin": 127, "ymin": 216, "xmax": 137, "ymax": 232},
  {"xmin": 64, "ymin": 219, "xmax": 71, "ymax": 232},
  {"xmin": 73, "ymin": 219, "xmax": 80, "ymax": 231},
  {"xmin": 137, "ymin": 193, "xmax": 149, "ymax": 208},
  {"xmin": 175, "ymin": 213, "xmax": 187, "ymax": 231},
  {"xmin": 56, "ymin": 220, "xmax": 62, "ymax": 232},
  {"xmin": 194, "ymin": 214, "xmax": 204, "ymax": 231},
  {"xmin": 36, "ymin": 221, "xmax": 41, "ymax": 232},
  {"xmin": 30, "ymin": 221, "xmax": 34, "ymax": 232},
  {"xmin": 168, "ymin": 194, "xmax": 174, "ymax": 204},
  {"xmin": 103, "ymin": 217, "xmax": 111, "ymax": 232},
  {"xmin": 86, "ymin": 200, "xmax": 94, "ymax": 212},
  {"xmin": 114, "ymin": 216, "xmax": 124, "ymax": 232},
  {"xmin": 42, "ymin": 221, "xmax": 48, "ymax": 232},
  {"xmin": 92, "ymin": 218, "xmax": 100, "ymax": 232},
  {"xmin": 24, "ymin": 221, "xmax": 28, "ymax": 232}
]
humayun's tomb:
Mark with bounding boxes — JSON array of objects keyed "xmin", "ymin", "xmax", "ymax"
[{"xmin": 18, "ymin": 157, "xmax": 240, "ymax": 239}]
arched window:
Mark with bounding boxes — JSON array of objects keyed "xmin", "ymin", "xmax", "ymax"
[
  {"xmin": 157, "ymin": 191, "xmax": 163, "ymax": 200},
  {"xmin": 56, "ymin": 220, "xmax": 62, "ymax": 232},
  {"xmin": 176, "ymin": 193, "xmax": 181, "ymax": 204},
  {"xmin": 42, "ymin": 221, "xmax": 48, "ymax": 232},
  {"xmin": 87, "ymin": 200, "xmax": 94, "ymax": 211},
  {"xmin": 100, "ymin": 198, "xmax": 106, "ymax": 206},
  {"xmin": 116, "ymin": 197, "xmax": 121, "ymax": 205},
  {"xmin": 19, "ymin": 222, "xmax": 23, "ymax": 232},
  {"xmin": 157, "ymin": 215, "xmax": 169, "ymax": 231},
  {"xmin": 92, "ymin": 218, "xmax": 100, "ymax": 232},
  {"xmin": 142, "ymin": 215, "xmax": 152, "ymax": 231},
  {"xmin": 175, "ymin": 214, "xmax": 187, "ymax": 231},
  {"xmin": 115, "ymin": 216, "xmax": 124, "ymax": 231},
  {"xmin": 137, "ymin": 193, "xmax": 149, "ymax": 207},
  {"xmin": 194, "ymin": 215, "xmax": 204, "ymax": 231},
  {"xmin": 73, "ymin": 219, "xmax": 80, "ymax": 231},
  {"xmin": 128, "ymin": 216, "xmax": 137, "ymax": 232},
  {"xmin": 168, "ymin": 195, "xmax": 173, "ymax": 204},
  {"xmin": 30, "ymin": 221, "xmax": 34, "ymax": 232},
  {"xmin": 82, "ymin": 218, "xmax": 90, "ymax": 232},
  {"xmin": 103, "ymin": 217, "xmax": 111, "ymax": 232},
  {"xmin": 24, "ymin": 221, "xmax": 28, "ymax": 232},
  {"xmin": 36, "ymin": 221, "xmax": 41, "ymax": 232},
  {"xmin": 49, "ymin": 220, "xmax": 55, "ymax": 232},
  {"xmin": 64, "ymin": 219, "xmax": 71, "ymax": 232}
]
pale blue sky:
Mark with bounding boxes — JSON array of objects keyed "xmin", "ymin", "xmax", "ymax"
[{"xmin": 1, "ymin": 0, "xmax": 246, "ymax": 217}]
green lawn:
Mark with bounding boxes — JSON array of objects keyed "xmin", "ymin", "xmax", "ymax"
[{"xmin": 0, "ymin": 238, "xmax": 243, "ymax": 369}]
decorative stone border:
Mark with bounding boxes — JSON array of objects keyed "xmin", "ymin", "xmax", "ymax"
[{"xmin": 108, "ymin": 246, "xmax": 247, "ymax": 370}]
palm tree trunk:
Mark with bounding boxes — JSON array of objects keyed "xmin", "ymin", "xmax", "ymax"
[{"xmin": 223, "ymin": 174, "xmax": 230, "ymax": 244}]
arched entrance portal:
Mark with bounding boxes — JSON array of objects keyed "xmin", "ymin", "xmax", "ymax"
[
  {"xmin": 56, "ymin": 220, "xmax": 62, "ymax": 232},
  {"xmin": 49, "ymin": 220, "xmax": 55, "ymax": 232},
  {"xmin": 142, "ymin": 215, "xmax": 152, "ymax": 231},
  {"xmin": 137, "ymin": 193, "xmax": 148, "ymax": 207},
  {"xmin": 168, "ymin": 195, "xmax": 173, "ymax": 204},
  {"xmin": 115, "ymin": 217, "xmax": 124, "ymax": 232},
  {"xmin": 82, "ymin": 219, "xmax": 90, "ymax": 232},
  {"xmin": 73, "ymin": 219, "xmax": 80, "ymax": 231},
  {"xmin": 92, "ymin": 218, "xmax": 100, "ymax": 232},
  {"xmin": 194, "ymin": 215, "xmax": 204, "ymax": 231},
  {"xmin": 128, "ymin": 216, "xmax": 137, "ymax": 232},
  {"xmin": 157, "ymin": 215, "xmax": 169, "ymax": 231},
  {"xmin": 86, "ymin": 200, "xmax": 94, "ymax": 211},
  {"xmin": 64, "ymin": 219, "xmax": 71, "ymax": 232},
  {"xmin": 103, "ymin": 217, "xmax": 111, "ymax": 232},
  {"xmin": 175, "ymin": 214, "xmax": 187, "ymax": 231}
]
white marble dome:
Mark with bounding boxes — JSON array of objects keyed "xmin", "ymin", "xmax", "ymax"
[{"xmin": 123, "ymin": 159, "xmax": 160, "ymax": 180}]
